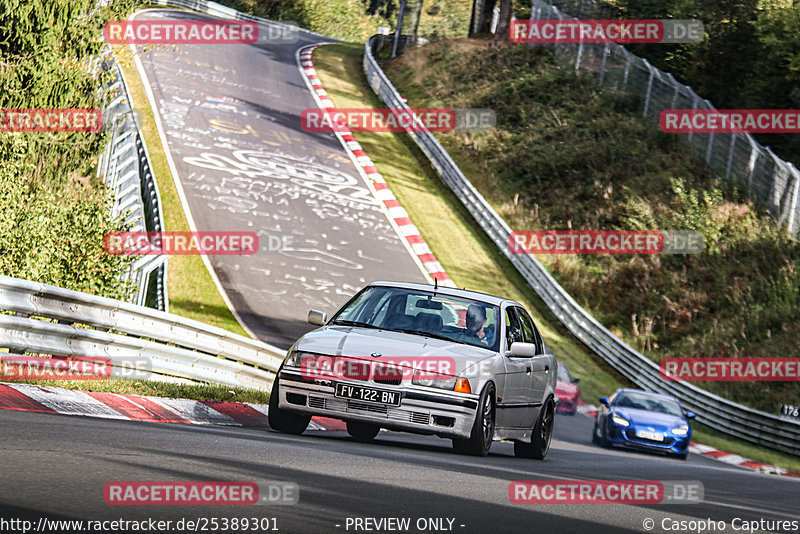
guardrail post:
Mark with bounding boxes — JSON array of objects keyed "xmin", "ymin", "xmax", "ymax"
[{"xmin": 642, "ymin": 60, "xmax": 655, "ymax": 117}]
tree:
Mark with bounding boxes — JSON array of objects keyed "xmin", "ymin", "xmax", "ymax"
[{"xmin": 494, "ymin": 0, "xmax": 512, "ymax": 40}]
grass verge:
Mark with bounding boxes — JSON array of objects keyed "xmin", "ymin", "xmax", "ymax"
[{"xmin": 310, "ymin": 42, "xmax": 800, "ymax": 472}]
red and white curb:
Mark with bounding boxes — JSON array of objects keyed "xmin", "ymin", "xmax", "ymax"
[
  {"xmin": 0, "ymin": 382, "xmax": 346, "ymax": 431},
  {"xmin": 297, "ymin": 45, "xmax": 455, "ymax": 288},
  {"xmin": 577, "ymin": 400, "xmax": 598, "ymax": 418},
  {"xmin": 687, "ymin": 442, "xmax": 799, "ymax": 477},
  {"xmin": 574, "ymin": 399, "xmax": 799, "ymax": 477}
]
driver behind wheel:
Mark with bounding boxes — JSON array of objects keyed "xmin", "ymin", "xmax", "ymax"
[{"xmin": 462, "ymin": 304, "xmax": 490, "ymax": 346}]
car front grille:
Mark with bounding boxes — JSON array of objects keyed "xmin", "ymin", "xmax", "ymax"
[
  {"xmin": 373, "ymin": 377, "xmax": 403, "ymax": 386},
  {"xmin": 307, "ymin": 395, "xmax": 431, "ymax": 425}
]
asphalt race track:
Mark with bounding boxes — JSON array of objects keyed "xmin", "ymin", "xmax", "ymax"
[
  {"xmin": 1, "ymin": 409, "xmax": 797, "ymax": 534},
  {"xmin": 131, "ymin": 9, "xmax": 427, "ymax": 348}
]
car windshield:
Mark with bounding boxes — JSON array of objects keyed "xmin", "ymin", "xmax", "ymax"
[
  {"xmin": 330, "ymin": 286, "xmax": 500, "ymax": 351},
  {"xmin": 614, "ymin": 392, "xmax": 683, "ymax": 418}
]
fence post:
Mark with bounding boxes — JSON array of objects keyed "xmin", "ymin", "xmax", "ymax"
[
  {"xmin": 669, "ymin": 74, "xmax": 680, "ymax": 108},
  {"xmin": 621, "ymin": 49, "xmax": 631, "ymax": 95},
  {"xmin": 642, "ymin": 60, "xmax": 655, "ymax": 117},
  {"xmin": 575, "ymin": 42, "xmax": 584, "ymax": 70},
  {"xmin": 687, "ymin": 94, "xmax": 699, "ymax": 142},
  {"xmin": 598, "ymin": 42, "xmax": 609, "ymax": 86},
  {"xmin": 725, "ymin": 132, "xmax": 737, "ymax": 181},
  {"xmin": 788, "ymin": 165, "xmax": 800, "ymax": 234},
  {"xmin": 747, "ymin": 136, "xmax": 758, "ymax": 197}
]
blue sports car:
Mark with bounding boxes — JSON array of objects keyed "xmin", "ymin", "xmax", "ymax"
[{"xmin": 592, "ymin": 389, "xmax": 695, "ymax": 460}]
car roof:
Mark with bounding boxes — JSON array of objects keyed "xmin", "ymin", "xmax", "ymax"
[
  {"xmin": 615, "ymin": 388, "xmax": 679, "ymax": 402},
  {"xmin": 368, "ymin": 280, "xmax": 515, "ymax": 307}
]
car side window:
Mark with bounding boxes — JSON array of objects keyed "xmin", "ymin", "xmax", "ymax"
[
  {"xmin": 504, "ymin": 307, "xmax": 524, "ymax": 350},
  {"xmin": 515, "ymin": 307, "xmax": 542, "ymax": 354}
]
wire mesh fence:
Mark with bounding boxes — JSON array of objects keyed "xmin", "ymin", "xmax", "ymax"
[{"xmin": 529, "ymin": 0, "xmax": 800, "ymax": 234}]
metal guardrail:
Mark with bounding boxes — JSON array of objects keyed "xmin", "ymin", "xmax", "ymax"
[
  {"xmin": 97, "ymin": 45, "xmax": 168, "ymax": 311},
  {"xmin": 528, "ymin": 0, "xmax": 800, "ymax": 235},
  {"xmin": 0, "ymin": 276, "xmax": 284, "ymax": 390},
  {"xmin": 363, "ymin": 35, "xmax": 800, "ymax": 456}
]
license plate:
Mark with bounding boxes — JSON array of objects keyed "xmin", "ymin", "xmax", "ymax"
[
  {"xmin": 335, "ymin": 383, "xmax": 401, "ymax": 406},
  {"xmin": 636, "ymin": 430, "xmax": 664, "ymax": 441}
]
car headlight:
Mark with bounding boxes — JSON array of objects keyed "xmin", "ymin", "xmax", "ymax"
[
  {"xmin": 672, "ymin": 424, "xmax": 689, "ymax": 436},
  {"xmin": 411, "ymin": 368, "xmax": 456, "ymax": 390},
  {"xmin": 611, "ymin": 413, "xmax": 630, "ymax": 427},
  {"xmin": 285, "ymin": 350, "xmax": 315, "ymax": 368}
]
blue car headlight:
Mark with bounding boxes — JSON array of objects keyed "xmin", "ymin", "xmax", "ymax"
[
  {"xmin": 672, "ymin": 424, "xmax": 690, "ymax": 436},
  {"xmin": 611, "ymin": 413, "xmax": 630, "ymax": 427}
]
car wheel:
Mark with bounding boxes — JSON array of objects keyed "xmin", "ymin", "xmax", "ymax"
[
  {"xmin": 515, "ymin": 397, "xmax": 555, "ymax": 460},
  {"xmin": 673, "ymin": 452, "xmax": 688, "ymax": 461},
  {"xmin": 599, "ymin": 421, "xmax": 611, "ymax": 448},
  {"xmin": 591, "ymin": 421, "xmax": 601, "ymax": 444},
  {"xmin": 452, "ymin": 383, "xmax": 495, "ymax": 457},
  {"xmin": 267, "ymin": 380, "xmax": 310, "ymax": 435},
  {"xmin": 347, "ymin": 421, "xmax": 380, "ymax": 442}
]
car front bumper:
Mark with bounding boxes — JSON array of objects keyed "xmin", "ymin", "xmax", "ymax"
[
  {"xmin": 276, "ymin": 368, "xmax": 480, "ymax": 439},
  {"xmin": 606, "ymin": 422, "xmax": 690, "ymax": 455}
]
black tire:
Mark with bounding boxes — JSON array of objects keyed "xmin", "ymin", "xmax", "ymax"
[
  {"xmin": 347, "ymin": 421, "xmax": 380, "ymax": 442},
  {"xmin": 452, "ymin": 383, "xmax": 495, "ymax": 457},
  {"xmin": 599, "ymin": 421, "xmax": 611, "ymax": 448},
  {"xmin": 591, "ymin": 421, "xmax": 601, "ymax": 445},
  {"xmin": 267, "ymin": 380, "xmax": 310, "ymax": 435},
  {"xmin": 515, "ymin": 397, "xmax": 555, "ymax": 460},
  {"xmin": 673, "ymin": 452, "xmax": 688, "ymax": 461}
]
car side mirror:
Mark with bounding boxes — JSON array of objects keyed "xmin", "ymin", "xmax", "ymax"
[
  {"xmin": 571, "ymin": 377, "xmax": 580, "ymax": 384},
  {"xmin": 308, "ymin": 309, "xmax": 328, "ymax": 326},
  {"xmin": 684, "ymin": 411, "xmax": 696, "ymax": 419},
  {"xmin": 599, "ymin": 397, "xmax": 609, "ymax": 407},
  {"xmin": 507, "ymin": 342, "xmax": 537, "ymax": 358}
]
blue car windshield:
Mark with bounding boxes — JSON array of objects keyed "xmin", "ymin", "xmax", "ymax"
[
  {"xmin": 614, "ymin": 392, "xmax": 683, "ymax": 417},
  {"xmin": 331, "ymin": 286, "xmax": 501, "ymax": 351}
]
